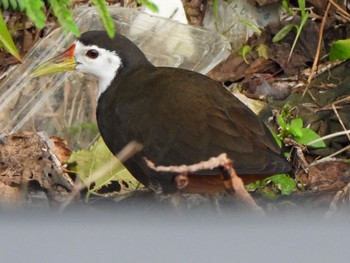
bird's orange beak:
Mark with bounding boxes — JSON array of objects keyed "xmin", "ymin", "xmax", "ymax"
[{"xmin": 30, "ymin": 44, "xmax": 77, "ymax": 77}]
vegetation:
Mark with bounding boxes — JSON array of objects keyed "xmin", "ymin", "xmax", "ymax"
[
  {"xmin": 246, "ymin": 174, "xmax": 296, "ymax": 198},
  {"xmin": 0, "ymin": 0, "xmax": 157, "ymax": 60},
  {"xmin": 272, "ymin": 0, "xmax": 309, "ymax": 62},
  {"xmin": 0, "ymin": 11, "xmax": 20, "ymax": 60},
  {"xmin": 275, "ymin": 104, "xmax": 326, "ymax": 149}
]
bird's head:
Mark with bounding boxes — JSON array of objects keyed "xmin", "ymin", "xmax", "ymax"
[{"xmin": 31, "ymin": 30, "xmax": 151, "ymax": 95}]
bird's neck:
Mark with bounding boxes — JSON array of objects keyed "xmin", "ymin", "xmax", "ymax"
[
  {"xmin": 98, "ymin": 74, "xmax": 115, "ymax": 97},
  {"xmin": 97, "ymin": 62, "xmax": 154, "ymax": 98}
]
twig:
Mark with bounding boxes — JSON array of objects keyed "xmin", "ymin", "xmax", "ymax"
[
  {"xmin": 325, "ymin": 183, "xmax": 350, "ymax": 218},
  {"xmin": 332, "ymin": 104, "xmax": 350, "ymax": 141},
  {"xmin": 116, "ymin": 141, "xmax": 144, "ymax": 163},
  {"xmin": 222, "ymin": 160, "xmax": 265, "ymax": 215},
  {"xmin": 303, "ymin": 61, "xmax": 341, "ymax": 78},
  {"xmin": 315, "ymin": 105, "xmax": 343, "ymax": 112},
  {"xmin": 303, "ymin": 1, "xmax": 332, "ymax": 96},
  {"xmin": 306, "ymin": 130, "xmax": 350, "ymax": 146},
  {"xmin": 145, "ymin": 153, "xmax": 230, "ymax": 173},
  {"xmin": 145, "ymin": 153, "xmax": 264, "ymax": 214},
  {"xmin": 324, "ymin": 144, "xmax": 350, "ymax": 159},
  {"xmin": 284, "ymin": 138, "xmax": 309, "ymax": 172},
  {"xmin": 310, "ymin": 99, "xmax": 350, "ymax": 160},
  {"xmin": 329, "ymin": 0, "xmax": 350, "ymax": 20}
]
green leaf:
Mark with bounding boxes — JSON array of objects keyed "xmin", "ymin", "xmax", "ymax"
[
  {"xmin": 298, "ymin": 128, "xmax": 326, "ymax": 148},
  {"xmin": 290, "ymin": 128, "xmax": 303, "ymax": 139},
  {"xmin": 299, "ymin": 9, "xmax": 309, "ymax": 27},
  {"xmin": 298, "ymin": 0, "xmax": 305, "ymax": 10},
  {"xmin": 137, "ymin": 0, "xmax": 159, "ymax": 12},
  {"xmin": 2, "ymin": 0, "xmax": 9, "ymax": 9},
  {"xmin": 283, "ymin": 151, "xmax": 291, "ymax": 159},
  {"xmin": 48, "ymin": 0, "xmax": 80, "ymax": 37},
  {"xmin": 297, "ymin": 0, "xmax": 306, "ymax": 13},
  {"xmin": 245, "ymin": 180, "xmax": 263, "ymax": 191},
  {"xmin": 288, "ymin": 10, "xmax": 308, "ymax": 62},
  {"xmin": 22, "ymin": 0, "xmax": 46, "ymax": 29},
  {"xmin": 277, "ymin": 114, "xmax": 287, "ymax": 130},
  {"xmin": 0, "ymin": 0, "xmax": 24, "ymax": 10},
  {"xmin": 290, "ymin": 118, "xmax": 303, "ymax": 130},
  {"xmin": 270, "ymin": 130, "xmax": 282, "ymax": 148},
  {"xmin": 272, "ymin": 24, "xmax": 295, "ymax": 43},
  {"xmin": 329, "ymin": 39, "xmax": 350, "ymax": 61},
  {"xmin": 239, "ymin": 45, "xmax": 252, "ymax": 64},
  {"xmin": 282, "ymin": 0, "xmax": 293, "ymax": 15},
  {"xmin": 259, "ymin": 188, "xmax": 277, "ymax": 199},
  {"xmin": 0, "ymin": 12, "xmax": 21, "ymax": 61},
  {"xmin": 239, "ymin": 19, "xmax": 262, "ymax": 35},
  {"xmin": 263, "ymin": 174, "xmax": 296, "ymax": 195},
  {"xmin": 9, "ymin": 0, "xmax": 18, "ymax": 10},
  {"xmin": 69, "ymin": 137, "xmax": 140, "ymax": 198},
  {"xmin": 246, "ymin": 174, "xmax": 296, "ymax": 197},
  {"xmin": 90, "ymin": 0, "xmax": 115, "ymax": 38},
  {"xmin": 289, "ymin": 117, "xmax": 303, "ymax": 138}
]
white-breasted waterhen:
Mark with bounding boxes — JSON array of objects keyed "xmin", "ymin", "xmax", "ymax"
[{"xmin": 31, "ymin": 30, "xmax": 291, "ymax": 194}]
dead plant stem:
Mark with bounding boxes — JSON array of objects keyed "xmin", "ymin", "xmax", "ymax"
[{"xmin": 303, "ymin": 1, "xmax": 332, "ymax": 96}]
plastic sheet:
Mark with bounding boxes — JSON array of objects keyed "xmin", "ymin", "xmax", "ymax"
[{"xmin": 0, "ymin": 7, "xmax": 230, "ymax": 149}]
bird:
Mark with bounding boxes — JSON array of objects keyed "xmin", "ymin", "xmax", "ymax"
[{"xmin": 31, "ymin": 30, "xmax": 291, "ymax": 194}]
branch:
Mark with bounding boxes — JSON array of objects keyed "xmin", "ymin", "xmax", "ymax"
[{"xmin": 145, "ymin": 153, "xmax": 264, "ymax": 214}]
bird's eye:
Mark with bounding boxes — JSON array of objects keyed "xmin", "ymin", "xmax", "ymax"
[{"xmin": 86, "ymin": 49, "xmax": 99, "ymax": 59}]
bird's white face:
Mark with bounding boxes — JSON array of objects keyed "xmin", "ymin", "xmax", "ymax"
[{"xmin": 74, "ymin": 40, "xmax": 122, "ymax": 96}]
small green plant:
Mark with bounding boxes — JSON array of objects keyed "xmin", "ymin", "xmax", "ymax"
[
  {"xmin": 238, "ymin": 43, "xmax": 269, "ymax": 63},
  {"xmin": 246, "ymin": 174, "xmax": 296, "ymax": 198},
  {"xmin": 272, "ymin": 0, "xmax": 309, "ymax": 63},
  {"xmin": 237, "ymin": 19, "xmax": 267, "ymax": 63},
  {"xmin": 275, "ymin": 104, "xmax": 326, "ymax": 148},
  {"xmin": 238, "ymin": 45, "xmax": 252, "ymax": 64},
  {"xmin": 252, "ymin": 104, "xmax": 326, "ymax": 197}
]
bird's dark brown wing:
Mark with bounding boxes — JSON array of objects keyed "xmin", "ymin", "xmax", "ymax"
[{"xmin": 97, "ymin": 66, "xmax": 290, "ymax": 190}]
